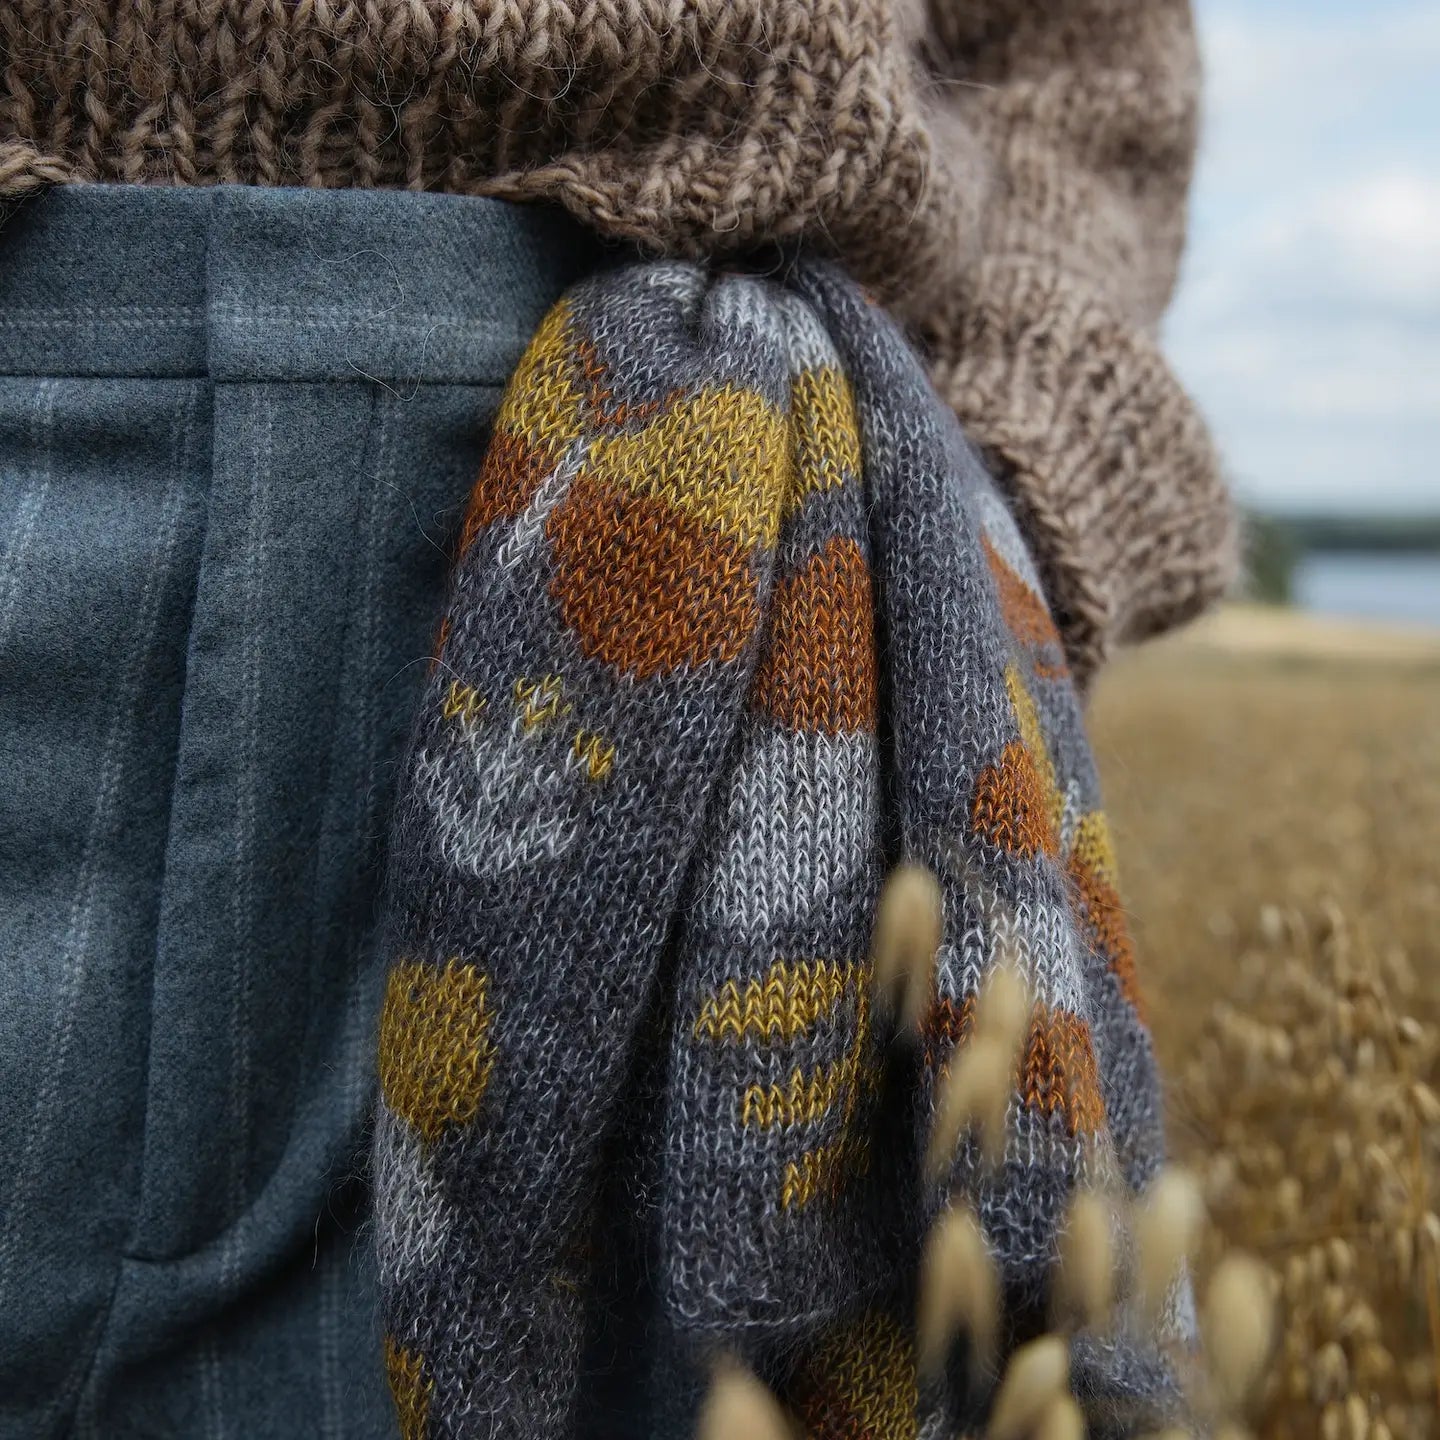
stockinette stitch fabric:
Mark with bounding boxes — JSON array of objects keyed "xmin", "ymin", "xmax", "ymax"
[{"xmin": 372, "ymin": 260, "xmax": 1186, "ymax": 1439}]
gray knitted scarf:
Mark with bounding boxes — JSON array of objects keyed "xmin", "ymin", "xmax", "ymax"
[{"xmin": 371, "ymin": 261, "xmax": 1184, "ymax": 1439}]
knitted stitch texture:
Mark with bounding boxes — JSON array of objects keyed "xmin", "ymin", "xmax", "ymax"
[
  {"xmin": 373, "ymin": 261, "xmax": 1186, "ymax": 1439},
  {"xmin": 0, "ymin": 0, "xmax": 1232, "ymax": 684}
]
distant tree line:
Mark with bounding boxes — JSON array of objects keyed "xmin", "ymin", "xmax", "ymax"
[
  {"xmin": 1241, "ymin": 511, "xmax": 1440, "ymax": 607},
  {"xmin": 1277, "ymin": 514, "xmax": 1440, "ymax": 553},
  {"xmin": 1244, "ymin": 514, "xmax": 1299, "ymax": 605}
]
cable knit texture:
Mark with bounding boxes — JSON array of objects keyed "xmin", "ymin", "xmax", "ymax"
[
  {"xmin": 0, "ymin": 0, "xmax": 1232, "ymax": 681},
  {"xmin": 373, "ymin": 260, "xmax": 1187, "ymax": 1438}
]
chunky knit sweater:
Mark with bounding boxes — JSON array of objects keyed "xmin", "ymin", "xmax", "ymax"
[
  {"xmin": 373, "ymin": 260, "xmax": 1185, "ymax": 1438},
  {"xmin": 0, "ymin": 0, "xmax": 1232, "ymax": 684}
]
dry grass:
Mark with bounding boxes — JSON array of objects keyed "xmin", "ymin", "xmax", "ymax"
[{"xmin": 1091, "ymin": 613, "xmax": 1440, "ymax": 1440}]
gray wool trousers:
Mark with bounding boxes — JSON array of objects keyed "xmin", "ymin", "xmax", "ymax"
[{"xmin": 0, "ymin": 183, "xmax": 597, "ymax": 1439}]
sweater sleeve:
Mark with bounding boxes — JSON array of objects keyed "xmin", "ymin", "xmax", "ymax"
[{"xmin": 908, "ymin": 0, "xmax": 1237, "ymax": 686}]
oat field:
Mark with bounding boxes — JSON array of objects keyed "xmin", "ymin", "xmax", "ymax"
[{"xmin": 1090, "ymin": 609, "xmax": 1440, "ymax": 1440}]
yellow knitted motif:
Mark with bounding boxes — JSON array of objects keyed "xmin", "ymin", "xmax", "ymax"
[
  {"xmin": 791, "ymin": 1310, "xmax": 918, "ymax": 1437},
  {"xmin": 706, "ymin": 962, "xmax": 875, "ymax": 1210},
  {"xmin": 1004, "ymin": 663, "xmax": 1064, "ymax": 838},
  {"xmin": 379, "ymin": 958, "xmax": 497, "ymax": 1144},
  {"xmin": 496, "ymin": 299, "xmax": 586, "ymax": 451},
  {"xmin": 513, "ymin": 674, "xmax": 571, "ymax": 732},
  {"xmin": 571, "ymin": 730, "xmax": 616, "ymax": 782},
  {"xmin": 788, "ymin": 366, "xmax": 862, "ymax": 512},
  {"xmin": 582, "ymin": 385, "xmax": 788, "ymax": 551},
  {"xmin": 383, "ymin": 1335, "xmax": 433, "ymax": 1440},
  {"xmin": 742, "ymin": 1052, "xmax": 859, "ymax": 1129},
  {"xmin": 782, "ymin": 1139, "xmax": 841, "ymax": 1210},
  {"xmin": 1072, "ymin": 809, "xmax": 1120, "ymax": 884},
  {"xmin": 693, "ymin": 960, "xmax": 856, "ymax": 1044},
  {"xmin": 440, "ymin": 679, "xmax": 486, "ymax": 727},
  {"xmin": 782, "ymin": 1041, "xmax": 874, "ymax": 1207}
]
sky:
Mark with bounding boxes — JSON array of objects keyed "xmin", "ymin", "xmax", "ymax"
[{"xmin": 1164, "ymin": 0, "xmax": 1440, "ymax": 514}]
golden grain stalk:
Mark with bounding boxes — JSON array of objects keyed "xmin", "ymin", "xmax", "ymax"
[
  {"xmin": 926, "ymin": 967, "xmax": 1030, "ymax": 1176},
  {"xmin": 1201, "ymin": 1253, "xmax": 1276, "ymax": 1413},
  {"xmin": 872, "ymin": 863, "xmax": 944, "ymax": 1031},
  {"xmin": 1134, "ymin": 1168, "xmax": 1205, "ymax": 1321},
  {"xmin": 1033, "ymin": 1393, "xmax": 1086, "ymax": 1440},
  {"xmin": 697, "ymin": 1359, "xmax": 791, "ymax": 1440},
  {"xmin": 917, "ymin": 1205, "xmax": 999, "ymax": 1376},
  {"xmin": 1054, "ymin": 1190, "xmax": 1115, "ymax": 1333},
  {"xmin": 987, "ymin": 1336, "xmax": 1070, "ymax": 1440}
]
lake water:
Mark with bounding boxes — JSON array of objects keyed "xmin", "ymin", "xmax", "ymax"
[{"xmin": 1293, "ymin": 552, "xmax": 1440, "ymax": 626}]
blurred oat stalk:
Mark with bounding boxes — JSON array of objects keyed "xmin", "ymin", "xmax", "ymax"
[{"xmin": 1176, "ymin": 901, "xmax": 1440, "ymax": 1440}]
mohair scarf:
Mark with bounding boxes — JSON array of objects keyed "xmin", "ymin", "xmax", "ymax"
[{"xmin": 372, "ymin": 261, "xmax": 1185, "ymax": 1439}]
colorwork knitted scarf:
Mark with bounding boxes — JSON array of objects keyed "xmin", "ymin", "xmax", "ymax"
[{"xmin": 372, "ymin": 262, "xmax": 1186, "ymax": 1439}]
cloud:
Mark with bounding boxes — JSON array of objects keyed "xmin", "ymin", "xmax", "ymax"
[
  {"xmin": 1203, "ymin": 5, "xmax": 1440, "ymax": 113},
  {"xmin": 1165, "ymin": 0, "xmax": 1440, "ymax": 512},
  {"xmin": 1185, "ymin": 171, "xmax": 1440, "ymax": 323},
  {"xmin": 1296, "ymin": 173, "xmax": 1440, "ymax": 306}
]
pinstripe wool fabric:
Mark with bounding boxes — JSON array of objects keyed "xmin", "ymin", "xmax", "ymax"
[{"xmin": 372, "ymin": 262, "xmax": 1183, "ymax": 1439}]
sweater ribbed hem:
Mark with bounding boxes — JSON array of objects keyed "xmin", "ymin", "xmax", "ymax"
[{"xmin": 932, "ymin": 256, "xmax": 1238, "ymax": 688}]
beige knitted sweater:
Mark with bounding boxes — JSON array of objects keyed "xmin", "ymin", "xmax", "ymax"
[{"xmin": 0, "ymin": 0, "xmax": 1233, "ymax": 683}]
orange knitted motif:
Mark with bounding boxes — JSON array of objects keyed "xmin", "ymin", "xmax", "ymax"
[
  {"xmin": 1068, "ymin": 853, "xmax": 1145, "ymax": 1018},
  {"xmin": 547, "ymin": 473, "xmax": 762, "ymax": 680},
  {"xmin": 752, "ymin": 537, "xmax": 877, "ymax": 734},
  {"xmin": 1004, "ymin": 664, "xmax": 1064, "ymax": 839},
  {"xmin": 576, "ymin": 337, "xmax": 678, "ymax": 428},
  {"xmin": 1021, "ymin": 1007, "xmax": 1107, "ymax": 1138},
  {"xmin": 454, "ymin": 302, "xmax": 588, "ymax": 557},
  {"xmin": 982, "ymin": 533, "xmax": 1067, "ymax": 672},
  {"xmin": 919, "ymin": 992, "xmax": 977, "ymax": 1072},
  {"xmin": 383, "ymin": 1335, "xmax": 432, "ymax": 1440},
  {"xmin": 428, "ymin": 614, "xmax": 451, "ymax": 677},
  {"xmin": 378, "ymin": 958, "xmax": 497, "ymax": 1145},
  {"xmin": 924, "ymin": 994, "xmax": 1105, "ymax": 1136},
  {"xmin": 970, "ymin": 741, "xmax": 1060, "ymax": 858},
  {"xmin": 1067, "ymin": 811, "xmax": 1145, "ymax": 1017},
  {"xmin": 457, "ymin": 429, "xmax": 559, "ymax": 557},
  {"xmin": 788, "ymin": 1310, "xmax": 918, "ymax": 1440}
]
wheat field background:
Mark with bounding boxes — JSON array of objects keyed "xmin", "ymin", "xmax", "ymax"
[{"xmin": 1090, "ymin": 608, "xmax": 1440, "ymax": 1440}]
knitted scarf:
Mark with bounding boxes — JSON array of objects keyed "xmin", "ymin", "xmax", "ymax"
[{"xmin": 372, "ymin": 261, "xmax": 1184, "ymax": 1439}]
